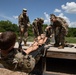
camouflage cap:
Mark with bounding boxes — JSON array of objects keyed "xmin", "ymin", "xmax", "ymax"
[{"xmin": 23, "ymin": 8, "xmax": 27, "ymax": 12}]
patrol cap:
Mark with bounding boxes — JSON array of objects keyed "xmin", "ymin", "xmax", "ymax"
[{"xmin": 23, "ymin": 8, "xmax": 27, "ymax": 12}]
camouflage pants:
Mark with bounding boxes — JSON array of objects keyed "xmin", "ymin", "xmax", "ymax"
[
  {"xmin": 54, "ymin": 27, "xmax": 66, "ymax": 46},
  {"xmin": 38, "ymin": 29, "xmax": 43, "ymax": 35},
  {"xmin": 33, "ymin": 28, "xmax": 43, "ymax": 37},
  {"xmin": 19, "ymin": 25, "xmax": 28, "ymax": 45},
  {"xmin": 33, "ymin": 29, "xmax": 39, "ymax": 38},
  {"xmin": 19, "ymin": 31, "xmax": 28, "ymax": 45},
  {"xmin": 24, "ymin": 31, "xmax": 28, "ymax": 44}
]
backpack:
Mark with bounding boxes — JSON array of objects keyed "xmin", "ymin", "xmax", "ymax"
[{"xmin": 13, "ymin": 52, "xmax": 35, "ymax": 73}]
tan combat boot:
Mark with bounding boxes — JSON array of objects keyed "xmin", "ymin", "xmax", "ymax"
[
  {"xmin": 54, "ymin": 43, "xmax": 59, "ymax": 47},
  {"xmin": 24, "ymin": 41, "xmax": 29, "ymax": 46},
  {"xmin": 24, "ymin": 43, "xmax": 29, "ymax": 46},
  {"xmin": 58, "ymin": 45, "xmax": 64, "ymax": 49}
]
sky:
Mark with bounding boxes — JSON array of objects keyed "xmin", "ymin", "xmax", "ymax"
[{"xmin": 0, "ymin": 0, "xmax": 76, "ymax": 27}]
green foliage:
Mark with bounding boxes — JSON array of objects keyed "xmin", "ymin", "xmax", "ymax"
[
  {"xmin": 28, "ymin": 25, "xmax": 34, "ymax": 36},
  {"xmin": 42, "ymin": 24, "xmax": 47, "ymax": 31},
  {"xmin": 0, "ymin": 20, "xmax": 18, "ymax": 32},
  {"xmin": 0, "ymin": 20, "xmax": 19, "ymax": 35},
  {"xmin": 65, "ymin": 37, "xmax": 76, "ymax": 43},
  {"xmin": 0, "ymin": 20, "xmax": 76, "ymax": 38},
  {"xmin": 67, "ymin": 28, "xmax": 76, "ymax": 37}
]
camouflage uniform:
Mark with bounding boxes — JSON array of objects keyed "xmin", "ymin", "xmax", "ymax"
[
  {"xmin": 37, "ymin": 18, "xmax": 44, "ymax": 35},
  {"xmin": 45, "ymin": 25, "xmax": 52, "ymax": 38},
  {"xmin": 0, "ymin": 48, "xmax": 17, "ymax": 70},
  {"xmin": 0, "ymin": 48, "xmax": 35, "ymax": 73},
  {"xmin": 32, "ymin": 19, "xmax": 39, "ymax": 38},
  {"xmin": 18, "ymin": 12, "xmax": 30, "ymax": 45},
  {"xmin": 50, "ymin": 14, "xmax": 68, "ymax": 48},
  {"xmin": 0, "ymin": 47, "xmax": 45, "ymax": 74},
  {"xmin": 32, "ymin": 18, "xmax": 44, "ymax": 37}
]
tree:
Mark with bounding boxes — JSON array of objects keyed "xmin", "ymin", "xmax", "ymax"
[
  {"xmin": 0, "ymin": 20, "xmax": 76, "ymax": 37},
  {"xmin": 0, "ymin": 20, "xmax": 19, "ymax": 34}
]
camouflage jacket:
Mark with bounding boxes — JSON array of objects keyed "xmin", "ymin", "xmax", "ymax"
[
  {"xmin": 0, "ymin": 48, "xmax": 17, "ymax": 70},
  {"xmin": 0, "ymin": 48, "xmax": 35, "ymax": 73},
  {"xmin": 37, "ymin": 18, "xmax": 44, "ymax": 35},
  {"xmin": 18, "ymin": 14, "xmax": 30, "ymax": 31},
  {"xmin": 52, "ymin": 17, "xmax": 68, "ymax": 35},
  {"xmin": 32, "ymin": 20, "xmax": 39, "ymax": 35}
]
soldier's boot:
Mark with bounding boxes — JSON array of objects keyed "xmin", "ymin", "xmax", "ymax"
[
  {"xmin": 53, "ymin": 43, "xmax": 59, "ymax": 47},
  {"xmin": 24, "ymin": 41, "xmax": 29, "ymax": 46},
  {"xmin": 58, "ymin": 45, "xmax": 64, "ymax": 49},
  {"xmin": 24, "ymin": 42, "xmax": 29, "ymax": 46},
  {"xmin": 23, "ymin": 38, "xmax": 29, "ymax": 46}
]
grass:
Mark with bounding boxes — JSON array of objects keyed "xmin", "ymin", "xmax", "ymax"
[
  {"xmin": 65, "ymin": 37, "xmax": 76, "ymax": 43},
  {"xmin": 28, "ymin": 36, "xmax": 34, "ymax": 42},
  {"xmin": 28, "ymin": 36, "xmax": 76, "ymax": 43}
]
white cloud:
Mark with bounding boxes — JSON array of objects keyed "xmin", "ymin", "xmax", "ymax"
[
  {"xmin": 43, "ymin": 12, "xmax": 76, "ymax": 27},
  {"xmin": 44, "ymin": 12, "xmax": 50, "ymax": 24},
  {"xmin": 70, "ymin": 22, "xmax": 76, "ymax": 27},
  {"xmin": 0, "ymin": 14, "xmax": 14, "ymax": 20},
  {"xmin": 58, "ymin": 13, "xmax": 76, "ymax": 27},
  {"xmin": 13, "ymin": 16, "xmax": 18, "ymax": 19},
  {"xmin": 0, "ymin": 13, "xmax": 18, "ymax": 24},
  {"xmin": 58, "ymin": 13, "xmax": 70, "ymax": 24},
  {"xmin": 54, "ymin": 9, "xmax": 61, "ymax": 13},
  {"xmin": 61, "ymin": 2, "xmax": 76, "ymax": 14}
]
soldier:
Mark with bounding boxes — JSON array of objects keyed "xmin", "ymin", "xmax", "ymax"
[
  {"xmin": 32, "ymin": 18, "xmax": 39, "ymax": 38},
  {"xmin": 37, "ymin": 18, "xmax": 44, "ymax": 35},
  {"xmin": 0, "ymin": 31, "xmax": 48, "ymax": 73},
  {"xmin": 50, "ymin": 14, "xmax": 68, "ymax": 49},
  {"xmin": 18, "ymin": 8, "xmax": 30, "ymax": 46},
  {"xmin": 0, "ymin": 31, "xmax": 35, "ymax": 72},
  {"xmin": 32, "ymin": 18, "xmax": 44, "ymax": 38}
]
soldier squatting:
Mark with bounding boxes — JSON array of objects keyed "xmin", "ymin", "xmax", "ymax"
[{"xmin": 0, "ymin": 8, "xmax": 69, "ymax": 75}]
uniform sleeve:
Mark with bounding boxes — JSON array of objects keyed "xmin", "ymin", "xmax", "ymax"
[
  {"xmin": 27, "ymin": 16, "xmax": 30, "ymax": 27},
  {"xmin": 27, "ymin": 16, "xmax": 30, "ymax": 23},
  {"xmin": 32, "ymin": 21, "xmax": 35, "ymax": 28},
  {"xmin": 18, "ymin": 15, "xmax": 22, "ymax": 27},
  {"xmin": 57, "ymin": 17, "xmax": 69, "ymax": 35}
]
